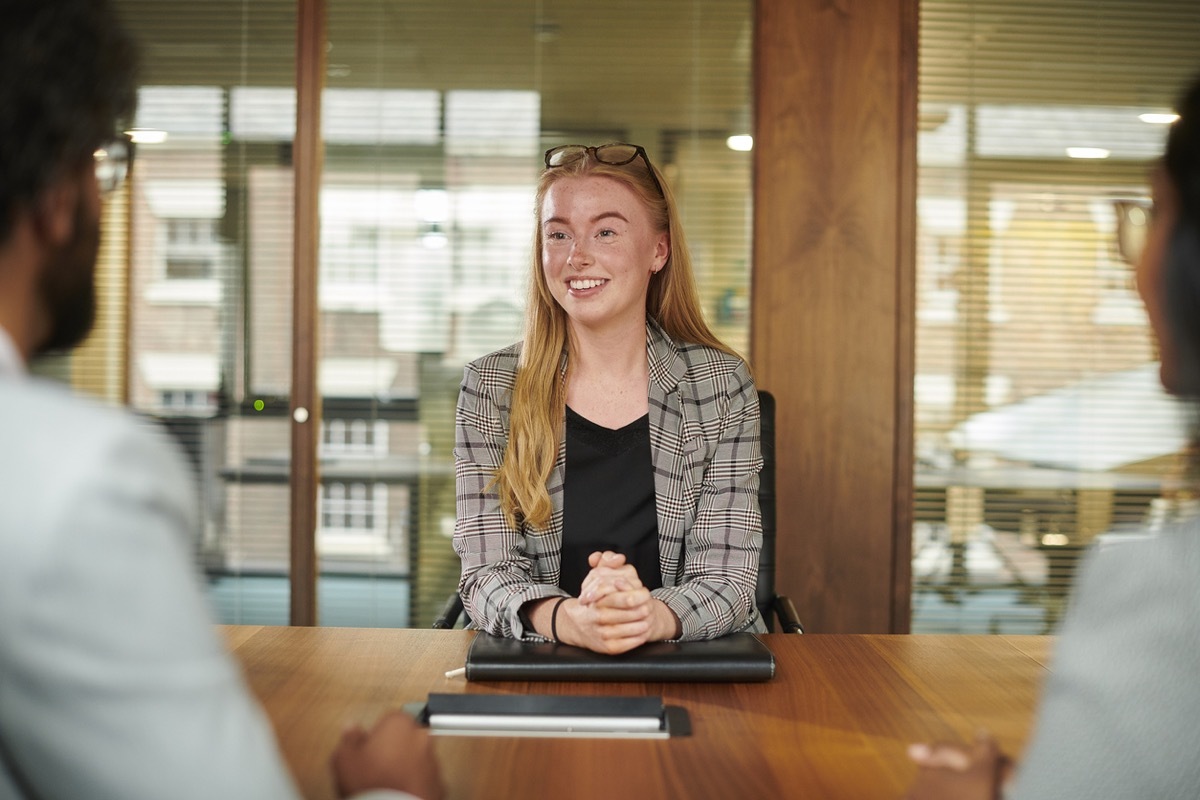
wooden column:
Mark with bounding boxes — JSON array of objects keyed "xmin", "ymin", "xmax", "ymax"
[
  {"xmin": 289, "ymin": 0, "xmax": 325, "ymax": 626},
  {"xmin": 752, "ymin": 0, "xmax": 917, "ymax": 632}
]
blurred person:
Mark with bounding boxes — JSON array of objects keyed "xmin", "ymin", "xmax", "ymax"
[
  {"xmin": 0, "ymin": 2, "xmax": 440, "ymax": 798},
  {"xmin": 453, "ymin": 143, "xmax": 764, "ymax": 654},
  {"xmin": 905, "ymin": 73, "xmax": 1200, "ymax": 800}
]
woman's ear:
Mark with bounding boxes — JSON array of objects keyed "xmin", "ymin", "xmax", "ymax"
[{"xmin": 652, "ymin": 233, "xmax": 669, "ymax": 273}]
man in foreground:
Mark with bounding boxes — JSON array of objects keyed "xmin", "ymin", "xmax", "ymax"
[{"xmin": 0, "ymin": 2, "xmax": 440, "ymax": 798}]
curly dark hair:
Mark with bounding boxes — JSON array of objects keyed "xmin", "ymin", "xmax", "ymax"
[{"xmin": 0, "ymin": 0, "xmax": 138, "ymax": 240}]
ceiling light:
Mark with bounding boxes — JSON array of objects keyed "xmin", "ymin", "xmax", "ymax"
[
  {"xmin": 126, "ymin": 128, "xmax": 168, "ymax": 145},
  {"xmin": 725, "ymin": 134, "xmax": 753, "ymax": 152},
  {"xmin": 1066, "ymin": 147, "xmax": 1109, "ymax": 159},
  {"xmin": 1139, "ymin": 112, "xmax": 1180, "ymax": 125}
]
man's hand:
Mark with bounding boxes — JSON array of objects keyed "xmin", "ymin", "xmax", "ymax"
[
  {"xmin": 904, "ymin": 730, "xmax": 1011, "ymax": 800},
  {"xmin": 332, "ymin": 710, "xmax": 444, "ymax": 800}
]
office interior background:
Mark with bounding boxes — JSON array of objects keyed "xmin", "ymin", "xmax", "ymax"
[{"xmin": 57, "ymin": 0, "xmax": 1200, "ymax": 633}]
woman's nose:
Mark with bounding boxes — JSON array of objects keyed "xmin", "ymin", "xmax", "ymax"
[{"xmin": 567, "ymin": 241, "xmax": 591, "ymax": 270}]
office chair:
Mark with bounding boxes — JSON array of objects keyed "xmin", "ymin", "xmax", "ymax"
[
  {"xmin": 433, "ymin": 389, "xmax": 803, "ymax": 633},
  {"xmin": 754, "ymin": 390, "xmax": 804, "ymax": 633}
]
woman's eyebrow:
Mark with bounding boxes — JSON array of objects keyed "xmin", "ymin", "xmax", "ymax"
[
  {"xmin": 590, "ymin": 211, "xmax": 629, "ymax": 224},
  {"xmin": 541, "ymin": 210, "xmax": 630, "ymax": 227}
]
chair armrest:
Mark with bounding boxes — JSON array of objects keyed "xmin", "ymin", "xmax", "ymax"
[
  {"xmin": 772, "ymin": 595, "xmax": 804, "ymax": 634},
  {"xmin": 432, "ymin": 592, "xmax": 465, "ymax": 629}
]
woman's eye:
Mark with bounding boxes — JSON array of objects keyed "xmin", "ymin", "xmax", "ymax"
[
  {"xmin": 598, "ymin": 228, "xmax": 617, "ymax": 238},
  {"xmin": 546, "ymin": 231, "xmax": 568, "ymax": 241}
]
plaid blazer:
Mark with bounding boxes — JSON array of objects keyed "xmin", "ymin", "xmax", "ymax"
[{"xmin": 453, "ymin": 320, "xmax": 765, "ymax": 641}]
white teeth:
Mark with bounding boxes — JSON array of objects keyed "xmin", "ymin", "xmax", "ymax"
[{"xmin": 569, "ymin": 279, "xmax": 607, "ymax": 290}]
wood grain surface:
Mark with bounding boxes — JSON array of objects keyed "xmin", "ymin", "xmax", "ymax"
[
  {"xmin": 224, "ymin": 628, "xmax": 1050, "ymax": 800},
  {"xmin": 752, "ymin": 0, "xmax": 919, "ymax": 634}
]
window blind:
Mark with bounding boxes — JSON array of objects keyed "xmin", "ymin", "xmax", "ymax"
[
  {"xmin": 914, "ymin": 0, "xmax": 1200, "ymax": 633},
  {"xmin": 85, "ymin": 0, "xmax": 752, "ymax": 627}
]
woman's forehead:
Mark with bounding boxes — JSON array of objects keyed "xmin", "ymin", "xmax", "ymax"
[{"xmin": 542, "ymin": 174, "xmax": 643, "ymax": 213}]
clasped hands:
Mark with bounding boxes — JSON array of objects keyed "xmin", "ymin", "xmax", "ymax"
[{"xmin": 536, "ymin": 550, "xmax": 681, "ymax": 654}]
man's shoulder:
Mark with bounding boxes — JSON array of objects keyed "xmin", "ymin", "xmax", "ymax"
[
  {"xmin": 0, "ymin": 379, "xmax": 195, "ymax": 584},
  {"xmin": 0, "ymin": 377, "xmax": 190, "ymax": 505},
  {"xmin": 1, "ymin": 376, "xmax": 150, "ymax": 446}
]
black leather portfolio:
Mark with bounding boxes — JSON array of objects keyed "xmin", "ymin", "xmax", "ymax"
[{"xmin": 463, "ymin": 632, "xmax": 775, "ymax": 682}]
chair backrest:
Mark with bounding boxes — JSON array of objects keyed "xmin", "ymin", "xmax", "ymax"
[{"xmin": 754, "ymin": 389, "xmax": 778, "ymax": 630}]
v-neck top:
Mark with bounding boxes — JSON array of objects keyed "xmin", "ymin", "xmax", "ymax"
[{"xmin": 559, "ymin": 404, "xmax": 662, "ymax": 597}]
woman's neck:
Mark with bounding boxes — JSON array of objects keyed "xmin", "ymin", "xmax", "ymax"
[
  {"xmin": 567, "ymin": 318, "xmax": 647, "ymax": 380},
  {"xmin": 565, "ymin": 319, "xmax": 650, "ymax": 428}
]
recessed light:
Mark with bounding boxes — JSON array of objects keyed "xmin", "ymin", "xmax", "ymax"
[
  {"xmin": 1139, "ymin": 112, "xmax": 1180, "ymax": 124},
  {"xmin": 125, "ymin": 128, "xmax": 168, "ymax": 145},
  {"xmin": 1066, "ymin": 147, "xmax": 1109, "ymax": 159},
  {"xmin": 725, "ymin": 134, "xmax": 753, "ymax": 152}
]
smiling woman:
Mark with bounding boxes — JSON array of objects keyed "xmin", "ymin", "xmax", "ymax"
[{"xmin": 452, "ymin": 143, "xmax": 766, "ymax": 654}]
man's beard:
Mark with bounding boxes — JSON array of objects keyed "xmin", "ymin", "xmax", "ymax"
[{"xmin": 34, "ymin": 198, "xmax": 101, "ymax": 356}]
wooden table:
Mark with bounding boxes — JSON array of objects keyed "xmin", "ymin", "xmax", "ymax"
[{"xmin": 224, "ymin": 627, "xmax": 1053, "ymax": 800}]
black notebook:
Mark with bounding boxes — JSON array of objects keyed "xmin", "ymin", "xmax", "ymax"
[
  {"xmin": 464, "ymin": 631, "xmax": 775, "ymax": 682},
  {"xmin": 416, "ymin": 693, "xmax": 691, "ymax": 738}
]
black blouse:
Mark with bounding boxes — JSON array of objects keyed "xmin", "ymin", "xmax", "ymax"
[{"xmin": 559, "ymin": 405, "xmax": 662, "ymax": 598}]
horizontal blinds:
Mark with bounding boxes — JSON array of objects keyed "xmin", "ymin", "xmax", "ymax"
[
  {"xmin": 914, "ymin": 0, "xmax": 1200, "ymax": 633},
  {"xmin": 91, "ymin": 1, "xmax": 752, "ymax": 628},
  {"xmin": 108, "ymin": 0, "xmax": 299, "ymax": 624},
  {"xmin": 326, "ymin": 0, "xmax": 753, "ymax": 628}
]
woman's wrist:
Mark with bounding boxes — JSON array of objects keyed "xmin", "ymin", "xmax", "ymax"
[
  {"xmin": 523, "ymin": 596, "xmax": 573, "ymax": 642},
  {"xmin": 650, "ymin": 598, "xmax": 682, "ymax": 641}
]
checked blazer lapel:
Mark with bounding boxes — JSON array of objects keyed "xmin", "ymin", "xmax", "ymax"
[{"xmin": 645, "ymin": 321, "xmax": 696, "ymax": 589}]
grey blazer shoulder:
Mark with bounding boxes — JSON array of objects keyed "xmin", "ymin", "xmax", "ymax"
[
  {"xmin": 453, "ymin": 321, "xmax": 765, "ymax": 641},
  {"xmin": 0, "ymin": 377, "xmax": 300, "ymax": 800},
  {"xmin": 1009, "ymin": 524, "xmax": 1200, "ymax": 800}
]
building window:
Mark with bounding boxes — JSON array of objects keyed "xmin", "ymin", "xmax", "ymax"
[
  {"xmin": 159, "ymin": 389, "xmax": 216, "ymax": 413},
  {"xmin": 323, "ymin": 224, "xmax": 380, "ymax": 285},
  {"xmin": 321, "ymin": 418, "xmax": 389, "ymax": 457},
  {"xmin": 164, "ymin": 217, "xmax": 220, "ymax": 280},
  {"xmin": 318, "ymin": 481, "xmax": 390, "ymax": 557}
]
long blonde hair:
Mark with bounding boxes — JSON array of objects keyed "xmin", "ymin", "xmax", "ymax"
[{"xmin": 494, "ymin": 146, "xmax": 735, "ymax": 528}]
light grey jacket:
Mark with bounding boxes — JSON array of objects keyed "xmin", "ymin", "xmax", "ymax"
[
  {"xmin": 1009, "ymin": 522, "xmax": 1200, "ymax": 799},
  {"xmin": 453, "ymin": 320, "xmax": 765, "ymax": 641},
  {"xmin": 0, "ymin": 336, "xmax": 409, "ymax": 800}
]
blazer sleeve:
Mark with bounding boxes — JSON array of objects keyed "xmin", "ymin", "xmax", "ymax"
[
  {"xmin": 0, "ymin": 417, "xmax": 302, "ymax": 800},
  {"xmin": 452, "ymin": 361, "xmax": 565, "ymax": 639},
  {"xmin": 654, "ymin": 362, "xmax": 763, "ymax": 640}
]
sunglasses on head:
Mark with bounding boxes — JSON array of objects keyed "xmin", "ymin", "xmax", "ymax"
[{"xmin": 544, "ymin": 143, "xmax": 665, "ymax": 199}]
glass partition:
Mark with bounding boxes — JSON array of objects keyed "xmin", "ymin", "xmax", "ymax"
[
  {"xmin": 95, "ymin": 0, "xmax": 752, "ymax": 626},
  {"xmin": 914, "ymin": 0, "xmax": 1200, "ymax": 633}
]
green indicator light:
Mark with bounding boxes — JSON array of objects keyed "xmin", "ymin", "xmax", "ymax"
[{"xmin": 253, "ymin": 399, "xmax": 265, "ymax": 412}]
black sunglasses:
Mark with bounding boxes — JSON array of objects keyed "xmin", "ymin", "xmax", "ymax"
[{"xmin": 544, "ymin": 143, "xmax": 665, "ymax": 199}]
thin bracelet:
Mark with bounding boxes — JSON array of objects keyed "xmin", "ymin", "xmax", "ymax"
[{"xmin": 550, "ymin": 597, "xmax": 568, "ymax": 643}]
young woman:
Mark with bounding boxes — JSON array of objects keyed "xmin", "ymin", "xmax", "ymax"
[
  {"xmin": 453, "ymin": 144, "xmax": 764, "ymax": 654},
  {"xmin": 906, "ymin": 75, "xmax": 1200, "ymax": 799}
]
